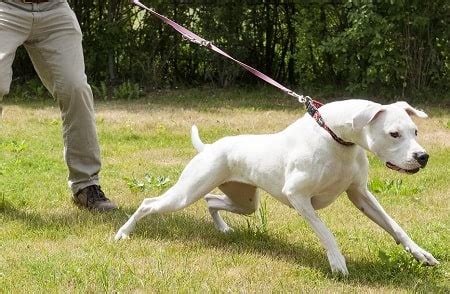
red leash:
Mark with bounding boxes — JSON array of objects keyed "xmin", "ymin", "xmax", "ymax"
[{"xmin": 132, "ymin": 0, "xmax": 354, "ymax": 146}]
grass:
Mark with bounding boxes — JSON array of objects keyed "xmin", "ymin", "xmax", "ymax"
[{"xmin": 1, "ymin": 88, "xmax": 449, "ymax": 292}]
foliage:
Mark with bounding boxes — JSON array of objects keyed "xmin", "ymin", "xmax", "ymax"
[
  {"xmin": 246, "ymin": 197, "xmax": 269, "ymax": 235},
  {"xmin": 7, "ymin": 79, "xmax": 52, "ymax": 101},
  {"xmin": 124, "ymin": 173, "xmax": 171, "ymax": 193},
  {"xmin": 8, "ymin": 0, "xmax": 449, "ymax": 99},
  {"xmin": 377, "ymin": 248, "xmax": 446, "ymax": 286},
  {"xmin": 368, "ymin": 178, "xmax": 422, "ymax": 196},
  {"xmin": 113, "ymin": 81, "xmax": 143, "ymax": 100}
]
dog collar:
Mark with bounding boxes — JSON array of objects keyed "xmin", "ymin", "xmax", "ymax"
[{"xmin": 305, "ymin": 99, "xmax": 355, "ymax": 146}]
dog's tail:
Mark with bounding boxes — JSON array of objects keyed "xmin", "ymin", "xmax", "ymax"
[{"xmin": 191, "ymin": 125, "xmax": 205, "ymax": 152}]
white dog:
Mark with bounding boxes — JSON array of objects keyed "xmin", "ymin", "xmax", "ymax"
[{"xmin": 115, "ymin": 99, "xmax": 439, "ymax": 274}]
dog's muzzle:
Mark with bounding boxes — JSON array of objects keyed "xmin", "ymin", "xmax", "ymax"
[{"xmin": 386, "ymin": 151, "xmax": 429, "ymax": 174}]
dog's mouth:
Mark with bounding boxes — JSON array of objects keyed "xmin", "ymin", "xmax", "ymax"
[{"xmin": 386, "ymin": 162, "xmax": 420, "ymax": 174}]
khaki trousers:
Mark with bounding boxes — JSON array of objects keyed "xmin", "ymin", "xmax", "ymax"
[{"xmin": 0, "ymin": 0, "xmax": 101, "ymax": 193}]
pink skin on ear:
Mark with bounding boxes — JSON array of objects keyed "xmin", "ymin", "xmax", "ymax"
[{"xmin": 392, "ymin": 102, "xmax": 428, "ymax": 118}]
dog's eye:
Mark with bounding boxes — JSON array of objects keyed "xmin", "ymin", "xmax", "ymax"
[
  {"xmin": 390, "ymin": 132, "xmax": 400, "ymax": 138},
  {"xmin": 415, "ymin": 130, "xmax": 418, "ymax": 136}
]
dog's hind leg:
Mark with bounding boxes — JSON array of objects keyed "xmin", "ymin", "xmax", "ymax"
[
  {"xmin": 205, "ymin": 194, "xmax": 236, "ymax": 233},
  {"xmin": 205, "ymin": 181, "xmax": 259, "ymax": 233},
  {"xmin": 115, "ymin": 153, "xmax": 228, "ymax": 240}
]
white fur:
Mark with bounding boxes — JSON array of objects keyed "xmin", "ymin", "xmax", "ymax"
[{"xmin": 115, "ymin": 99, "xmax": 438, "ymax": 274}]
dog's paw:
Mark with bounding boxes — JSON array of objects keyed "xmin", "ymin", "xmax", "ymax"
[
  {"xmin": 220, "ymin": 226, "xmax": 234, "ymax": 234},
  {"xmin": 114, "ymin": 230, "xmax": 130, "ymax": 241},
  {"xmin": 212, "ymin": 221, "xmax": 234, "ymax": 234},
  {"xmin": 406, "ymin": 245, "xmax": 439, "ymax": 266},
  {"xmin": 327, "ymin": 251, "xmax": 349, "ymax": 275}
]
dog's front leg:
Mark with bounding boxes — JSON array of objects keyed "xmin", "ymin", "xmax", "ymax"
[
  {"xmin": 347, "ymin": 185, "xmax": 439, "ymax": 266},
  {"xmin": 283, "ymin": 173, "xmax": 348, "ymax": 275}
]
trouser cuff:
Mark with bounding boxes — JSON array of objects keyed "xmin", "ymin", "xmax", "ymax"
[{"xmin": 71, "ymin": 178, "xmax": 100, "ymax": 195}]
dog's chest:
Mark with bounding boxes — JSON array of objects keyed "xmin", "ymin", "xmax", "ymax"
[
  {"xmin": 288, "ymin": 147, "xmax": 360, "ymax": 209},
  {"xmin": 307, "ymin": 158, "xmax": 356, "ymax": 209}
]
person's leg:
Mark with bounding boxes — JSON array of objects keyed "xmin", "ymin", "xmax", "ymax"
[
  {"xmin": 20, "ymin": 1, "xmax": 116, "ymax": 210},
  {"xmin": 0, "ymin": 2, "xmax": 32, "ymax": 114}
]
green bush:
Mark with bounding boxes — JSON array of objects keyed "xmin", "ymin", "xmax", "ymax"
[{"xmin": 8, "ymin": 1, "xmax": 450, "ymax": 100}]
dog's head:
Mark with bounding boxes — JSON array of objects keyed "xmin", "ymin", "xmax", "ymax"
[{"xmin": 351, "ymin": 101, "xmax": 428, "ymax": 174}]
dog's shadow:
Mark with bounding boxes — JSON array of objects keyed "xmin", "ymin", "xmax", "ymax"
[
  {"xmin": 2, "ymin": 201, "xmax": 445, "ymax": 291},
  {"xmin": 117, "ymin": 206, "xmax": 446, "ymax": 291}
]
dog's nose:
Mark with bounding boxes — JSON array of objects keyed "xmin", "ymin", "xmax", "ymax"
[{"xmin": 413, "ymin": 152, "xmax": 429, "ymax": 167}]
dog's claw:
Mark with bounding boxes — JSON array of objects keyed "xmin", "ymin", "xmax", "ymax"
[
  {"xmin": 408, "ymin": 245, "xmax": 439, "ymax": 266},
  {"xmin": 114, "ymin": 230, "xmax": 130, "ymax": 241},
  {"xmin": 221, "ymin": 226, "xmax": 234, "ymax": 234},
  {"xmin": 216, "ymin": 225, "xmax": 234, "ymax": 234}
]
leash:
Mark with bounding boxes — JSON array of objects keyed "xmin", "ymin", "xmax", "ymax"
[{"xmin": 132, "ymin": 0, "xmax": 354, "ymax": 146}]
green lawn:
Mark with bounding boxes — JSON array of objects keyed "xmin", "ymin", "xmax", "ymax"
[{"xmin": 1, "ymin": 89, "xmax": 449, "ymax": 292}]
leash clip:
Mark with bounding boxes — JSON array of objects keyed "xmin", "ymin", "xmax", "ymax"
[
  {"xmin": 182, "ymin": 35, "xmax": 211, "ymax": 48},
  {"xmin": 288, "ymin": 91, "xmax": 310, "ymax": 104},
  {"xmin": 182, "ymin": 35, "xmax": 193, "ymax": 42},
  {"xmin": 200, "ymin": 40, "xmax": 212, "ymax": 48}
]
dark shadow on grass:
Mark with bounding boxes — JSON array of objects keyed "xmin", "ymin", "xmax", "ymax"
[
  {"xmin": 0, "ymin": 199, "xmax": 123, "ymax": 228},
  {"xmin": 2, "ymin": 87, "xmax": 301, "ymax": 112},
  {"xmin": 4, "ymin": 87, "xmax": 449, "ymax": 118},
  {"xmin": 124, "ymin": 208, "xmax": 447, "ymax": 292},
  {"xmin": 1, "ymin": 200, "xmax": 446, "ymax": 292}
]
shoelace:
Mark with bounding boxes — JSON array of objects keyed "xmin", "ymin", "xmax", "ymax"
[{"xmin": 87, "ymin": 185, "xmax": 108, "ymax": 203}]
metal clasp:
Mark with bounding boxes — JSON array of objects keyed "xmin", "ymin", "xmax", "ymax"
[
  {"xmin": 200, "ymin": 40, "xmax": 211, "ymax": 48},
  {"xmin": 182, "ymin": 35, "xmax": 211, "ymax": 48},
  {"xmin": 287, "ymin": 91, "xmax": 311, "ymax": 104}
]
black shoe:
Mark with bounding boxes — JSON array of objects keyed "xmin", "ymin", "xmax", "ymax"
[{"xmin": 72, "ymin": 185, "xmax": 117, "ymax": 212}]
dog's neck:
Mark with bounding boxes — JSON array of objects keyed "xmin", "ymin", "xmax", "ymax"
[{"xmin": 317, "ymin": 100, "xmax": 373, "ymax": 150}]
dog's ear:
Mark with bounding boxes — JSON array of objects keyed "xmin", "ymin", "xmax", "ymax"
[
  {"xmin": 392, "ymin": 101, "xmax": 428, "ymax": 118},
  {"xmin": 351, "ymin": 104, "xmax": 384, "ymax": 129}
]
